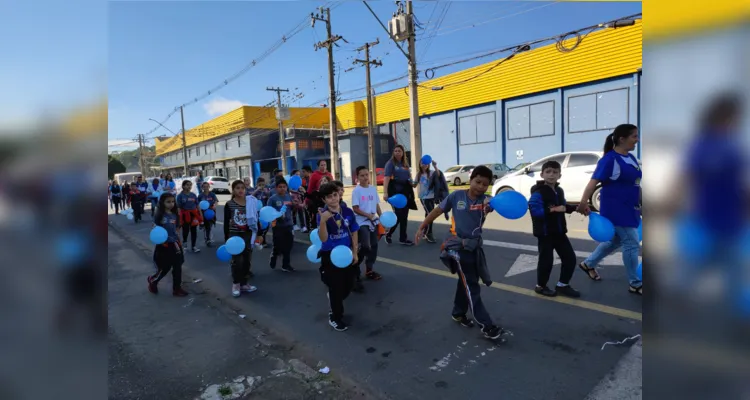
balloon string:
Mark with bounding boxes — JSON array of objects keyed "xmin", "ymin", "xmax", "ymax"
[{"xmin": 600, "ymin": 334, "xmax": 641, "ymax": 350}]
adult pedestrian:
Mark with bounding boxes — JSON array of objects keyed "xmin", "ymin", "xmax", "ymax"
[
  {"xmin": 577, "ymin": 124, "xmax": 642, "ymax": 295},
  {"xmin": 122, "ymin": 180, "xmax": 131, "ymax": 209},
  {"xmin": 307, "ymin": 160, "xmax": 333, "ymax": 228},
  {"xmin": 109, "ymin": 180, "xmax": 122, "ymax": 214},
  {"xmin": 195, "ymin": 171, "xmax": 204, "ymax": 188},
  {"xmin": 383, "ymin": 144, "xmax": 418, "ymax": 245},
  {"xmin": 146, "ymin": 177, "xmax": 162, "ymax": 217}
]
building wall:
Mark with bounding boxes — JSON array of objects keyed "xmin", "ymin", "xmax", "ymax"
[
  {"xmin": 563, "ymin": 75, "xmax": 639, "ymax": 156},
  {"xmin": 420, "ymin": 112, "xmax": 457, "ymax": 166},
  {"xmin": 457, "ymin": 103, "xmax": 499, "ymax": 165},
  {"xmin": 503, "ymin": 90, "xmax": 561, "ymax": 166}
]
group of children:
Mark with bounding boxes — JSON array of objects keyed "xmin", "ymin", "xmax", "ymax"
[{"xmin": 145, "ymin": 159, "xmax": 587, "ymax": 342}]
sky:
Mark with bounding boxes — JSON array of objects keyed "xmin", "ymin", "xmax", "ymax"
[{"xmin": 108, "ymin": 0, "xmax": 642, "ymax": 152}]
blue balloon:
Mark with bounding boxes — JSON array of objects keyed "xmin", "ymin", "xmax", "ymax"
[
  {"xmin": 150, "ymin": 226, "xmax": 168, "ymax": 245},
  {"xmin": 331, "ymin": 245, "xmax": 353, "ymax": 268},
  {"xmin": 199, "ymin": 200, "xmax": 210, "ymax": 210},
  {"xmin": 380, "ymin": 211, "xmax": 397, "ymax": 228},
  {"xmin": 310, "ymin": 229, "xmax": 322, "ymax": 247},
  {"xmin": 204, "ymin": 209, "xmax": 215, "ymax": 220},
  {"xmin": 216, "ymin": 245, "xmax": 232, "ymax": 262},
  {"xmin": 490, "ymin": 191, "xmax": 527, "ymax": 219},
  {"xmin": 259, "ymin": 206, "xmax": 280, "ymax": 223},
  {"xmin": 168, "ymin": 181, "xmax": 175, "ymax": 189},
  {"xmin": 260, "ymin": 219, "xmax": 269, "ymax": 229},
  {"xmin": 56, "ymin": 233, "xmax": 87, "ymax": 266},
  {"xmin": 225, "ymin": 236, "xmax": 246, "ymax": 255},
  {"xmin": 256, "ymin": 199, "xmax": 264, "ymax": 210},
  {"xmin": 388, "ymin": 194, "xmax": 407, "ymax": 209},
  {"xmin": 421, "ymin": 154, "xmax": 432, "ymax": 165},
  {"xmin": 637, "ymin": 218, "xmax": 642, "ymax": 242},
  {"xmin": 288, "ymin": 175, "xmax": 302, "ymax": 190},
  {"xmin": 674, "ymin": 216, "xmax": 712, "ymax": 261},
  {"xmin": 636, "ymin": 262, "xmax": 642, "ymax": 281},
  {"xmin": 306, "ymin": 245, "xmax": 321, "ymax": 263},
  {"xmin": 588, "ymin": 212, "xmax": 615, "ymax": 242}
]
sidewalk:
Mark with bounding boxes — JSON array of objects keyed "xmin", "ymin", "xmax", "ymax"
[{"xmin": 108, "ymin": 226, "xmax": 370, "ymax": 400}]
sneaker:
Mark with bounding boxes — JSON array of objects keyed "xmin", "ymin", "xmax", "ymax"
[
  {"xmin": 482, "ymin": 325, "xmax": 504, "ymax": 340},
  {"xmin": 534, "ymin": 285, "xmax": 557, "ymax": 297},
  {"xmin": 269, "ymin": 260, "xmax": 277, "ymax": 269},
  {"xmin": 426, "ymin": 235, "xmax": 436, "ymax": 244},
  {"xmin": 231, "ymin": 284, "xmax": 241, "ymax": 297},
  {"xmin": 329, "ymin": 319, "xmax": 348, "ymax": 332},
  {"xmin": 205, "ymin": 241, "xmax": 213, "ymax": 248},
  {"xmin": 147, "ymin": 276, "xmax": 158, "ymax": 294},
  {"xmin": 173, "ymin": 287, "xmax": 189, "ymax": 297},
  {"xmin": 301, "ymin": 227, "xmax": 308, "ymax": 233},
  {"xmin": 452, "ymin": 314, "xmax": 475, "ymax": 328},
  {"xmin": 555, "ymin": 285, "xmax": 581, "ymax": 298},
  {"xmin": 365, "ymin": 271, "xmax": 382, "ymax": 280},
  {"xmin": 192, "ymin": 247, "xmax": 201, "ymax": 253},
  {"xmin": 293, "ymin": 226, "xmax": 301, "ymax": 231},
  {"xmin": 399, "ymin": 240, "xmax": 415, "ymax": 246},
  {"xmin": 281, "ymin": 265, "xmax": 296, "ymax": 273},
  {"xmin": 240, "ymin": 284, "xmax": 257, "ymax": 293},
  {"xmin": 385, "ymin": 235, "xmax": 393, "ymax": 245}
]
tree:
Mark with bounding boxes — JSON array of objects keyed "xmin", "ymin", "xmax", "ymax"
[{"xmin": 108, "ymin": 155, "xmax": 126, "ymax": 179}]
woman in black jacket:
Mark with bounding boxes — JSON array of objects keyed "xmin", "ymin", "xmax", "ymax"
[{"xmin": 382, "ymin": 144, "xmax": 418, "ymax": 245}]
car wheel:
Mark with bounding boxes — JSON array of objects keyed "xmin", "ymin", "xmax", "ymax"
[
  {"xmin": 494, "ymin": 186, "xmax": 514, "ymax": 196},
  {"xmin": 591, "ymin": 187, "xmax": 602, "ymax": 211},
  {"xmin": 453, "ymin": 177, "xmax": 461, "ymax": 186}
]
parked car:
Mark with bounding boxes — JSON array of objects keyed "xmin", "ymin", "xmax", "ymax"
[
  {"xmin": 443, "ymin": 165, "xmax": 476, "ymax": 186},
  {"xmin": 375, "ymin": 168, "xmax": 385, "ymax": 185},
  {"xmin": 204, "ymin": 176, "xmax": 230, "ymax": 194},
  {"xmin": 491, "ymin": 151, "xmax": 605, "ymax": 210},
  {"xmin": 483, "ymin": 163, "xmax": 511, "ymax": 182}
]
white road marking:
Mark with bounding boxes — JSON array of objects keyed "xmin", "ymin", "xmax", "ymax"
[{"xmin": 504, "ymin": 252, "xmax": 639, "ymax": 278}]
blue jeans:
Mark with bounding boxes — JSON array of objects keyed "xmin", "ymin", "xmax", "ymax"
[{"xmin": 584, "ymin": 226, "xmax": 641, "ymax": 288}]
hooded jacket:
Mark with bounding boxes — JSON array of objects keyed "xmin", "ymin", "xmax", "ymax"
[{"xmin": 528, "ymin": 181, "xmax": 576, "ymax": 237}]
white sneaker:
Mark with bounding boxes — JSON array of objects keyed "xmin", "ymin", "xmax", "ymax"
[
  {"xmin": 293, "ymin": 226, "xmax": 301, "ymax": 231},
  {"xmin": 231, "ymin": 284, "xmax": 241, "ymax": 297},
  {"xmin": 301, "ymin": 227, "xmax": 308, "ymax": 233},
  {"xmin": 240, "ymin": 284, "xmax": 257, "ymax": 293}
]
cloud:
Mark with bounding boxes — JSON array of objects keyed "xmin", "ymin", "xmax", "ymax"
[{"xmin": 203, "ymin": 97, "xmax": 246, "ymax": 117}]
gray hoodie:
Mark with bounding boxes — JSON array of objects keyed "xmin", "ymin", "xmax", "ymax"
[{"xmin": 439, "ymin": 235, "xmax": 492, "ymax": 286}]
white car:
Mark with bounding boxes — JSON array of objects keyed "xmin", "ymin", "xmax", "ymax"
[
  {"xmin": 491, "ymin": 151, "xmax": 605, "ymax": 210},
  {"xmin": 204, "ymin": 176, "xmax": 230, "ymax": 194},
  {"xmin": 443, "ymin": 165, "xmax": 476, "ymax": 186}
]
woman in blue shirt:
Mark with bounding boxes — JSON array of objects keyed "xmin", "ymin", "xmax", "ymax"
[
  {"xmin": 382, "ymin": 144, "xmax": 418, "ymax": 246},
  {"xmin": 577, "ymin": 124, "xmax": 642, "ymax": 295}
]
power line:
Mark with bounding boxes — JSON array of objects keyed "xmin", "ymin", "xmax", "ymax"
[{"xmin": 426, "ymin": 1, "xmax": 560, "ymax": 38}]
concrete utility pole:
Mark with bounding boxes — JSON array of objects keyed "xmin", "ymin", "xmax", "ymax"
[
  {"xmin": 405, "ymin": 1, "xmax": 422, "ymax": 174},
  {"xmin": 136, "ymin": 133, "xmax": 146, "ymax": 176},
  {"xmin": 267, "ymin": 86, "xmax": 290, "ymax": 175},
  {"xmin": 353, "ymin": 39, "xmax": 382, "ymax": 185},
  {"xmin": 180, "ymin": 106, "xmax": 189, "ymax": 177},
  {"xmin": 312, "ymin": 7, "xmax": 346, "ymax": 180}
]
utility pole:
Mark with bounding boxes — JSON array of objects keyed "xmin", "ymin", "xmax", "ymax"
[
  {"xmin": 313, "ymin": 7, "xmax": 346, "ymax": 180},
  {"xmin": 180, "ymin": 106, "xmax": 189, "ymax": 177},
  {"xmin": 405, "ymin": 1, "xmax": 422, "ymax": 174},
  {"xmin": 136, "ymin": 133, "xmax": 146, "ymax": 176},
  {"xmin": 353, "ymin": 39, "xmax": 382, "ymax": 185},
  {"xmin": 267, "ymin": 86, "xmax": 290, "ymax": 175}
]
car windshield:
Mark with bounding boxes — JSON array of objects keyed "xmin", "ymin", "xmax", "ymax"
[
  {"xmin": 510, "ymin": 162, "xmax": 530, "ymax": 172},
  {"xmin": 445, "ymin": 166, "xmax": 462, "ymax": 173}
]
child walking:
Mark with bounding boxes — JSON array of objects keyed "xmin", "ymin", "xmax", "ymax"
[
  {"xmin": 147, "ymin": 193, "xmax": 189, "ymax": 296},
  {"xmin": 251, "ymin": 177, "xmax": 271, "ymax": 248},
  {"xmin": 351, "ymin": 166, "xmax": 383, "ymax": 292},
  {"xmin": 198, "ymin": 182, "xmax": 219, "ymax": 247},
  {"xmin": 176, "ymin": 180, "xmax": 202, "ymax": 253},
  {"xmin": 415, "ymin": 165, "xmax": 505, "ymax": 341},
  {"xmin": 223, "ymin": 180, "xmax": 258, "ymax": 297},
  {"xmin": 528, "ymin": 160, "xmax": 581, "ymax": 298},
  {"xmin": 268, "ymin": 177, "xmax": 296, "ymax": 272},
  {"xmin": 317, "ymin": 182, "xmax": 359, "ymax": 332}
]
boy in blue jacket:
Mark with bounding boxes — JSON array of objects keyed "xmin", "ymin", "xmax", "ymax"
[{"xmin": 528, "ymin": 160, "xmax": 582, "ymax": 298}]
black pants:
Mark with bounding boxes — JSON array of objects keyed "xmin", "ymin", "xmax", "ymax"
[
  {"xmin": 202, "ymin": 217, "xmax": 214, "ymax": 243},
  {"xmin": 271, "ymin": 226, "xmax": 294, "ymax": 268},
  {"xmin": 228, "ymin": 231, "xmax": 253, "ymax": 284},
  {"xmin": 112, "ymin": 196, "xmax": 121, "ymax": 214},
  {"xmin": 182, "ymin": 223, "xmax": 198, "ymax": 248},
  {"xmin": 452, "ymin": 250, "xmax": 494, "ymax": 328},
  {"xmin": 132, "ymin": 199, "xmax": 144, "ymax": 222},
  {"xmin": 319, "ymin": 250, "xmax": 355, "ymax": 321},
  {"xmin": 150, "ymin": 243, "xmax": 184, "ymax": 290},
  {"xmin": 420, "ymin": 199, "xmax": 436, "ymax": 236},
  {"xmin": 355, "ymin": 225, "xmax": 378, "ymax": 273},
  {"xmin": 387, "ymin": 206, "xmax": 410, "ymax": 242},
  {"xmin": 536, "ymin": 234, "xmax": 577, "ymax": 287}
]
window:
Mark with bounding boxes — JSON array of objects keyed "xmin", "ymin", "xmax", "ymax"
[
  {"xmin": 210, "ymin": 177, "xmax": 228, "ymax": 182},
  {"xmin": 188, "ymin": 149, "xmax": 192, "ymax": 158},
  {"xmin": 568, "ymin": 88, "xmax": 629, "ymax": 133},
  {"xmin": 380, "ymin": 138, "xmax": 389, "ymax": 154},
  {"xmin": 214, "ymin": 142, "xmax": 219, "ymax": 152},
  {"xmin": 566, "ymin": 154, "xmax": 600, "ymax": 168},
  {"xmin": 196, "ymin": 147, "xmax": 200, "ymax": 156},
  {"xmin": 204, "ymin": 145, "xmax": 208, "ymax": 155},
  {"xmin": 237, "ymin": 136, "xmax": 241, "ymax": 147},
  {"xmin": 528, "ymin": 154, "xmax": 567, "ymax": 173},
  {"xmin": 507, "ymin": 101, "xmax": 554, "ymax": 140},
  {"xmin": 461, "ymin": 165, "xmax": 475, "ymax": 172},
  {"xmin": 459, "ymin": 112, "xmax": 496, "ymax": 145},
  {"xmin": 225, "ymin": 139, "xmax": 229, "ymax": 150},
  {"xmin": 445, "ymin": 166, "xmax": 462, "ymax": 173}
]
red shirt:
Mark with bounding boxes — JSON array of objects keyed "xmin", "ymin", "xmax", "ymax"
[{"xmin": 308, "ymin": 170, "xmax": 333, "ymax": 193}]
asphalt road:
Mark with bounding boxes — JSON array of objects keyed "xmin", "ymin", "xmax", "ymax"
[{"xmin": 109, "ymin": 196, "xmax": 642, "ymax": 400}]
